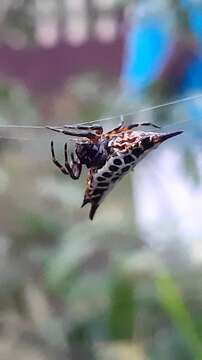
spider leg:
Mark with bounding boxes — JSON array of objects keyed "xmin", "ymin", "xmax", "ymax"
[
  {"xmin": 51, "ymin": 141, "xmax": 69, "ymax": 175},
  {"xmin": 71, "ymin": 152, "xmax": 82, "ymax": 178},
  {"xmin": 127, "ymin": 122, "xmax": 161, "ymax": 130},
  {"xmin": 47, "ymin": 126, "xmax": 97, "ymax": 140},
  {"xmin": 111, "ymin": 118, "xmax": 125, "ymax": 132},
  {"xmin": 105, "ymin": 119, "xmax": 125, "ymax": 136},
  {"xmin": 64, "ymin": 124, "xmax": 103, "ymax": 134},
  {"xmin": 64, "ymin": 143, "xmax": 82, "ymax": 180}
]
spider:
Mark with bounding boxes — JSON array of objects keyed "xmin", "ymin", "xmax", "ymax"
[{"xmin": 47, "ymin": 121, "xmax": 183, "ymax": 220}]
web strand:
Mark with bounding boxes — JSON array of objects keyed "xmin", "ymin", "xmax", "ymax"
[
  {"xmin": 76, "ymin": 93, "xmax": 202, "ymax": 126},
  {"xmin": 0, "ymin": 93, "xmax": 201, "ymax": 138}
]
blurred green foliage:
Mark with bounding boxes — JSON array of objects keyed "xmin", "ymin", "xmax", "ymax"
[
  {"xmin": 0, "ymin": 71, "xmax": 201, "ymax": 360},
  {"xmin": 109, "ymin": 276, "xmax": 136, "ymax": 340},
  {"xmin": 0, "ymin": 1, "xmax": 201, "ymax": 359},
  {"xmin": 155, "ymin": 273, "xmax": 202, "ymax": 359}
]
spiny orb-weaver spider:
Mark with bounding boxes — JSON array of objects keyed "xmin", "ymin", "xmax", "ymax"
[{"xmin": 47, "ymin": 121, "xmax": 183, "ymax": 220}]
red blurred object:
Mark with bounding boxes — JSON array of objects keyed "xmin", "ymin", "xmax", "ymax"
[{"xmin": 0, "ymin": 38, "xmax": 124, "ymax": 94}]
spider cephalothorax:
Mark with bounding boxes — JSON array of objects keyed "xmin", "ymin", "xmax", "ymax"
[
  {"xmin": 47, "ymin": 121, "xmax": 183, "ymax": 220},
  {"xmin": 76, "ymin": 139, "xmax": 110, "ymax": 169}
]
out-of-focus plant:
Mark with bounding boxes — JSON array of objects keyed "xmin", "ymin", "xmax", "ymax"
[
  {"xmin": 0, "ymin": 0, "xmax": 34, "ymax": 45},
  {"xmin": 155, "ymin": 272, "xmax": 202, "ymax": 359},
  {"xmin": 0, "ymin": 81, "xmax": 39, "ymax": 125}
]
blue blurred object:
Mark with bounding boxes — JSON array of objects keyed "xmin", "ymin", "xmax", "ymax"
[
  {"xmin": 179, "ymin": 1, "xmax": 202, "ymax": 93},
  {"xmin": 181, "ymin": 0, "xmax": 202, "ymax": 42},
  {"xmin": 121, "ymin": 1, "xmax": 202, "ymax": 95},
  {"xmin": 122, "ymin": 19, "xmax": 170, "ymax": 92}
]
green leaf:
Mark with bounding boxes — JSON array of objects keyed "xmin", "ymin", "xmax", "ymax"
[
  {"xmin": 155, "ymin": 273, "xmax": 202, "ymax": 360},
  {"xmin": 108, "ymin": 276, "xmax": 136, "ymax": 340}
]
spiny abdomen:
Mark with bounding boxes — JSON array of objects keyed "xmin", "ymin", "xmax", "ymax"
[
  {"xmin": 82, "ymin": 130, "xmax": 183, "ymax": 220},
  {"xmin": 82, "ymin": 144, "xmax": 146, "ymax": 219}
]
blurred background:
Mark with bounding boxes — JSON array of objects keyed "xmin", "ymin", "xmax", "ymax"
[{"xmin": 0, "ymin": 0, "xmax": 202, "ymax": 359}]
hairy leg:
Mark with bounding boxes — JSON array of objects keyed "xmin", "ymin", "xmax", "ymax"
[
  {"xmin": 64, "ymin": 124, "xmax": 103, "ymax": 134},
  {"xmin": 51, "ymin": 141, "xmax": 82, "ymax": 180},
  {"xmin": 47, "ymin": 126, "xmax": 97, "ymax": 140},
  {"xmin": 51, "ymin": 141, "xmax": 69, "ymax": 175},
  {"xmin": 127, "ymin": 122, "xmax": 160, "ymax": 130},
  {"xmin": 64, "ymin": 143, "xmax": 82, "ymax": 179}
]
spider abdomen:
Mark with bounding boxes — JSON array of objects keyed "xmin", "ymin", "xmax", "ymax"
[
  {"xmin": 82, "ymin": 139, "xmax": 149, "ymax": 219},
  {"xmin": 82, "ymin": 130, "xmax": 182, "ymax": 220}
]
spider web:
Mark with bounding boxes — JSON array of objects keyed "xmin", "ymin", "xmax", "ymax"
[{"xmin": 0, "ymin": 92, "xmax": 202, "ymax": 143}]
